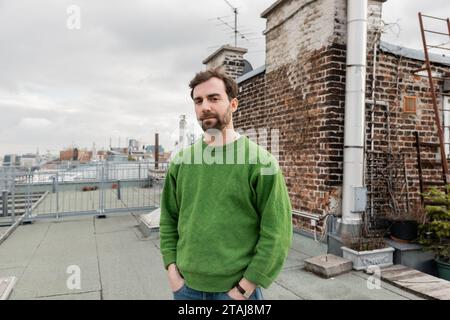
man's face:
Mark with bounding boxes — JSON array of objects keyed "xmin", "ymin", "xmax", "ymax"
[{"xmin": 193, "ymin": 77, "xmax": 238, "ymax": 132}]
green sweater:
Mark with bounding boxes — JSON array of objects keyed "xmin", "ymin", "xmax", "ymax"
[{"xmin": 159, "ymin": 135, "xmax": 293, "ymax": 292}]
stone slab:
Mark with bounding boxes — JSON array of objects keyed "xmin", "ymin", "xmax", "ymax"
[
  {"xmin": 137, "ymin": 208, "xmax": 160, "ymax": 238},
  {"xmin": 304, "ymin": 254, "xmax": 352, "ymax": 278}
]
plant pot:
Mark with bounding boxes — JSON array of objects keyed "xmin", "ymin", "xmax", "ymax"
[
  {"xmin": 341, "ymin": 246, "xmax": 395, "ymax": 271},
  {"xmin": 436, "ymin": 258, "xmax": 450, "ymax": 281},
  {"xmin": 389, "ymin": 220, "xmax": 418, "ymax": 242}
]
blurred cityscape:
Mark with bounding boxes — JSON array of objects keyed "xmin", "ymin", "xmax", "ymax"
[{"xmin": 0, "ymin": 115, "xmax": 197, "ymax": 171}]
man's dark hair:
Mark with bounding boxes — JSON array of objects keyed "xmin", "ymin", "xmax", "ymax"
[{"xmin": 189, "ymin": 68, "xmax": 238, "ymax": 102}]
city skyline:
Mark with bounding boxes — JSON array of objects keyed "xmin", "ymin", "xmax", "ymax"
[{"xmin": 0, "ymin": 0, "xmax": 449, "ymax": 156}]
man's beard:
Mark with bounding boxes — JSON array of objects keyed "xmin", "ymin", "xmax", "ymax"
[{"xmin": 198, "ymin": 105, "xmax": 232, "ymax": 132}]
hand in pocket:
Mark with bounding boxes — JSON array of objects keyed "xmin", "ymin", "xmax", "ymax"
[{"xmin": 167, "ymin": 264, "xmax": 185, "ymax": 292}]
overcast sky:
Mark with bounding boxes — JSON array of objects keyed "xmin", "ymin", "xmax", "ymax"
[{"xmin": 0, "ymin": 0, "xmax": 449, "ymax": 157}]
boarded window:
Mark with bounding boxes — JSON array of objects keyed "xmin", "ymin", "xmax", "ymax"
[{"xmin": 403, "ymin": 96, "xmax": 417, "ymax": 113}]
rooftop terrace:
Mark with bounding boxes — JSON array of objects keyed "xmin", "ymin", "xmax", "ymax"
[{"xmin": 0, "ymin": 213, "xmax": 423, "ymax": 300}]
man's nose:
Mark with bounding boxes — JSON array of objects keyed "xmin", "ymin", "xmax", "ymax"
[{"xmin": 200, "ymin": 99, "xmax": 212, "ymax": 111}]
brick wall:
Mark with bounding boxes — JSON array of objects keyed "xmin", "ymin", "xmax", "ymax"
[
  {"xmin": 236, "ymin": 43, "xmax": 348, "ymax": 236},
  {"xmin": 232, "ymin": 0, "xmax": 450, "ymax": 235},
  {"xmin": 365, "ymin": 46, "xmax": 450, "ymax": 219},
  {"xmin": 264, "ymin": 0, "xmax": 337, "ymax": 73}
]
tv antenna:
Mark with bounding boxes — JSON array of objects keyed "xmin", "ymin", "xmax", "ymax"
[{"xmin": 218, "ymin": 0, "xmax": 249, "ymax": 47}]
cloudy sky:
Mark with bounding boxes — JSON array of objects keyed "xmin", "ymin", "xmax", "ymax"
[{"xmin": 0, "ymin": 0, "xmax": 449, "ymax": 158}]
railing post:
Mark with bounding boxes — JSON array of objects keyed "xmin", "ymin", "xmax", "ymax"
[
  {"xmin": 56, "ymin": 172, "xmax": 59, "ymax": 220},
  {"xmin": 2, "ymin": 190, "xmax": 7, "ymax": 217},
  {"xmin": 25, "ymin": 168, "xmax": 31, "ymax": 220},
  {"xmin": 97, "ymin": 163, "xmax": 106, "ymax": 218},
  {"xmin": 52, "ymin": 175, "xmax": 56, "ymax": 193},
  {"xmin": 138, "ymin": 163, "xmax": 141, "ymax": 180},
  {"xmin": 11, "ymin": 168, "xmax": 15, "ymax": 224},
  {"xmin": 117, "ymin": 180, "xmax": 121, "ymax": 200}
]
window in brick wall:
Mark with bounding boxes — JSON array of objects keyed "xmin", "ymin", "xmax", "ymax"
[{"xmin": 403, "ymin": 96, "xmax": 417, "ymax": 113}]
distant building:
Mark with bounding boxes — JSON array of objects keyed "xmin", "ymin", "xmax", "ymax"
[
  {"xmin": 97, "ymin": 151, "xmax": 108, "ymax": 161},
  {"xmin": 144, "ymin": 145, "xmax": 164, "ymax": 154},
  {"xmin": 20, "ymin": 154, "xmax": 38, "ymax": 168},
  {"xmin": 78, "ymin": 150, "xmax": 92, "ymax": 163},
  {"xmin": 60, "ymin": 149, "xmax": 76, "ymax": 161},
  {"xmin": 2, "ymin": 154, "xmax": 20, "ymax": 166},
  {"xmin": 60, "ymin": 148, "xmax": 92, "ymax": 163},
  {"xmin": 128, "ymin": 139, "xmax": 140, "ymax": 154},
  {"xmin": 106, "ymin": 151, "xmax": 128, "ymax": 162},
  {"xmin": 128, "ymin": 151, "xmax": 146, "ymax": 161},
  {"xmin": 159, "ymin": 152, "xmax": 172, "ymax": 162},
  {"xmin": 110, "ymin": 147, "xmax": 129, "ymax": 154}
]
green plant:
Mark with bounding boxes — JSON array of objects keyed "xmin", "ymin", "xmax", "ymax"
[{"xmin": 419, "ymin": 186, "xmax": 450, "ymax": 264}]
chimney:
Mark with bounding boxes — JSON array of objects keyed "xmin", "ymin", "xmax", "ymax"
[
  {"xmin": 202, "ymin": 45, "xmax": 248, "ymax": 79},
  {"xmin": 154, "ymin": 133, "xmax": 159, "ymax": 169},
  {"xmin": 179, "ymin": 115, "xmax": 187, "ymax": 148}
]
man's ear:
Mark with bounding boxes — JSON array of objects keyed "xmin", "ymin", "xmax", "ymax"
[{"xmin": 230, "ymin": 98, "xmax": 239, "ymax": 112}]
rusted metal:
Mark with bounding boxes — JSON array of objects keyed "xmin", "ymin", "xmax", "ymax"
[
  {"xmin": 447, "ymin": 17, "xmax": 450, "ymax": 36},
  {"xmin": 421, "ymin": 14, "xmax": 448, "ymax": 21},
  {"xmin": 423, "ymin": 29, "xmax": 449, "ymax": 36},
  {"xmin": 426, "ymin": 45, "xmax": 450, "ymax": 51},
  {"xmin": 403, "ymin": 155, "xmax": 411, "ymax": 215}
]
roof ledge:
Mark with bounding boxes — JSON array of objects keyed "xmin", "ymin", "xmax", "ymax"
[
  {"xmin": 261, "ymin": 0, "xmax": 388, "ymax": 19},
  {"xmin": 261, "ymin": 0, "xmax": 286, "ymax": 18}
]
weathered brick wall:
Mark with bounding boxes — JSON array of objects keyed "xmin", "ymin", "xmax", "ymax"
[
  {"xmin": 334, "ymin": 0, "xmax": 385, "ymax": 45},
  {"xmin": 236, "ymin": 42, "xmax": 350, "ymax": 236},
  {"xmin": 235, "ymin": 0, "xmax": 354, "ymax": 234},
  {"xmin": 365, "ymin": 46, "xmax": 450, "ymax": 219},
  {"xmin": 234, "ymin": 0, "xmax": 450, "ymax": 236},
  {"xmin": 223, "ymin": 53, "xmax": 247, "ymax": 80},
  {"xmin": 264, "ymin": 0, "xmax": 337, "ymax": 73}
]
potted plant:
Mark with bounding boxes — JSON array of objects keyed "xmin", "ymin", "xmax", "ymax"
[
  {"xmin": 419, "ymin": 186, "xmax": 450, "ymax": 281},
  {"xmin": 385, "ymin": 204, "xmax": 426, "ymax": 243}
]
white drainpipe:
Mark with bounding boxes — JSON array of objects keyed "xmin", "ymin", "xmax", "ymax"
[{"xmin": 341, "ymin": 0, "xmax": 368, "ymax": 225}]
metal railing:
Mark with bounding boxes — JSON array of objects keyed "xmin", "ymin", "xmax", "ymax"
[{"xmin": 0, "ymin": 161, "xmax": 169, "ymax": 226}]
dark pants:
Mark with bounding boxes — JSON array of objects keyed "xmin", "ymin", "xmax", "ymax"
[{"xmin": 173, "ymin": 283, "xmax": 264, "ymax": 300}]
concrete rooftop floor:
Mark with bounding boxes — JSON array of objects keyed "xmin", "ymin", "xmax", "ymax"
[{"xmin": 0, "ymin": 213, "xmax": 424, "ymax": 300}]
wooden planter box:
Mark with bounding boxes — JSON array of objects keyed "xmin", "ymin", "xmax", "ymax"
[{"xmin": 341, "ymin": 246, "xmax": 395, "ymax": 271}]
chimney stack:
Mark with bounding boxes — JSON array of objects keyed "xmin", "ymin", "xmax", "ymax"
[
  {"xmin": 202, "ymin": 45, "xmax": 248, "ymax": 79},
  {"xmin": 154, "ymin": 133, "xmax": 159, "ymax": 169},
  {"xmin": 179, "ymin": 115, "xmax": 187, "ymax": 148}
]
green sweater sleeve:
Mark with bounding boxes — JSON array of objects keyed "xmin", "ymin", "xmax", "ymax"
[
  {"xmin": 159, "ymin": 162, "xmax": 180, "ymax": 270},
  {"xmin": 243, "ymin": 161, "xmax": 293, "ymax": 288}
]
